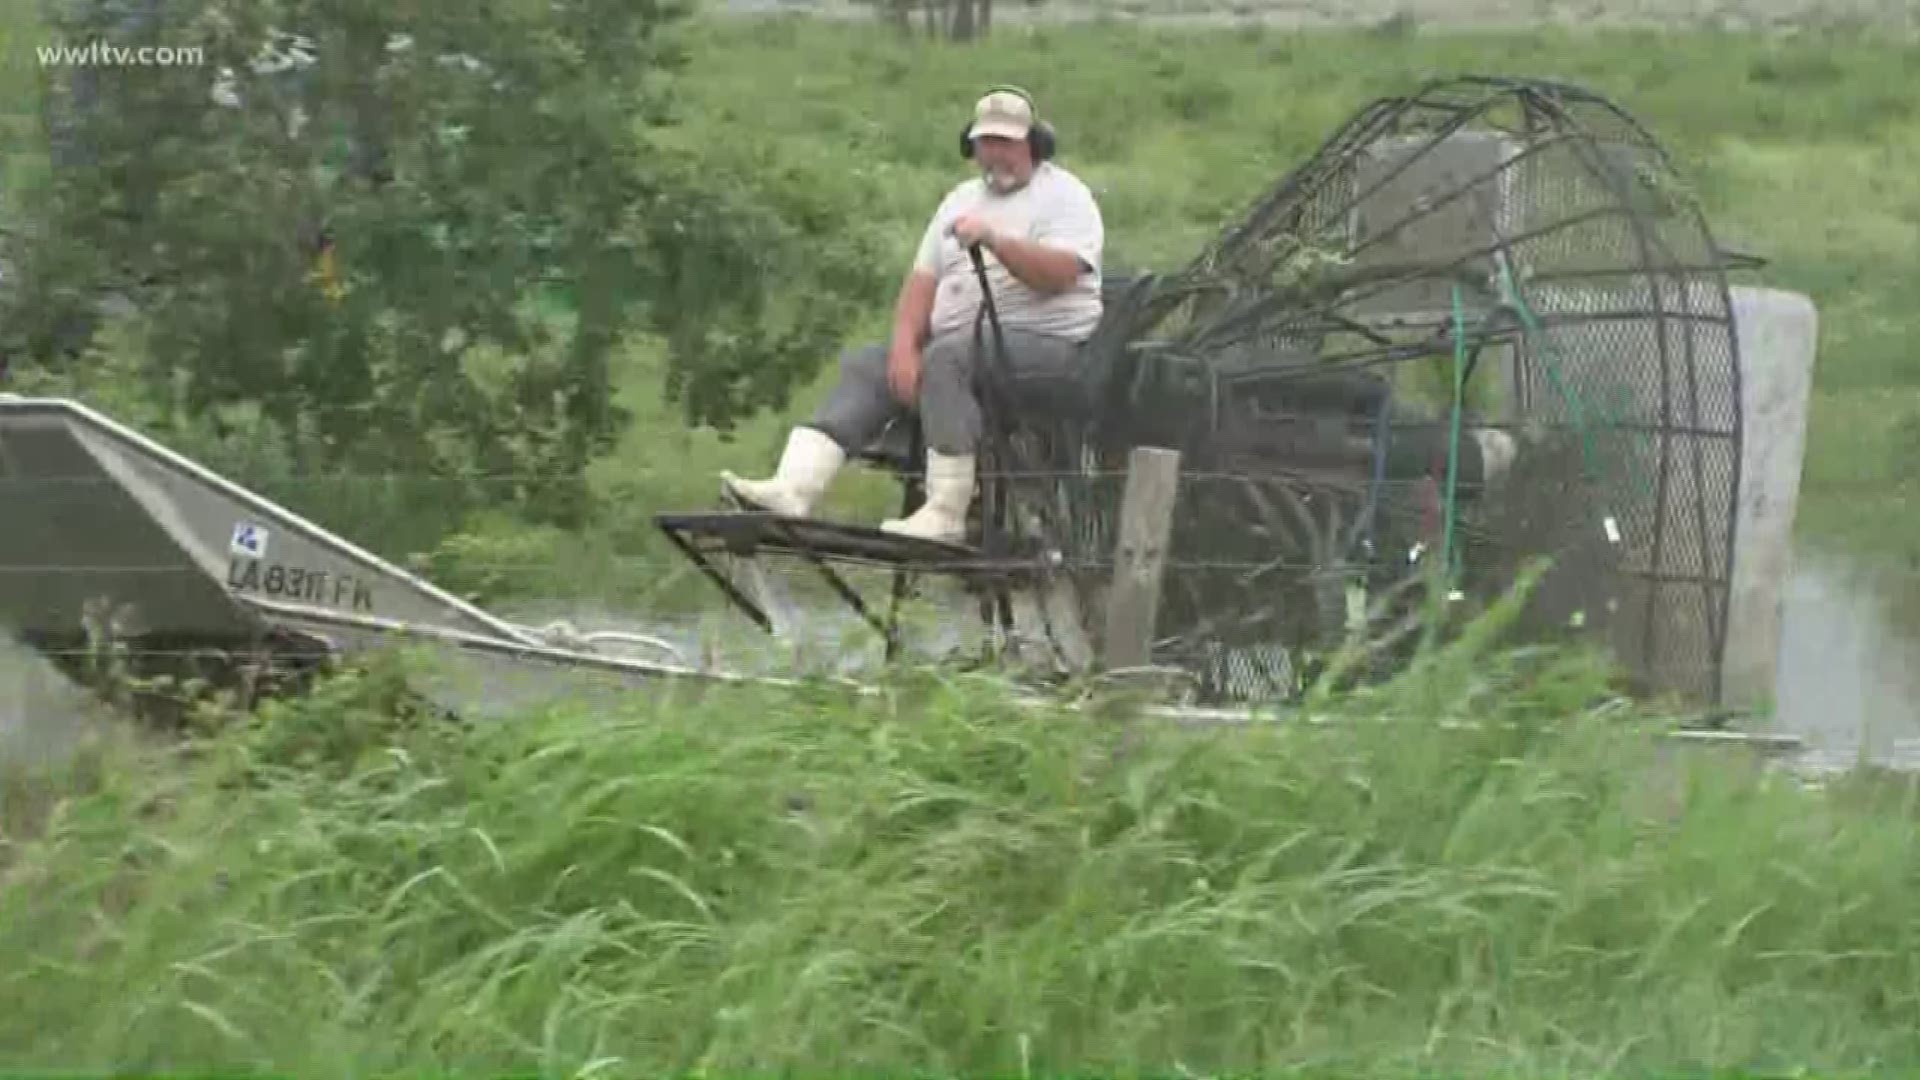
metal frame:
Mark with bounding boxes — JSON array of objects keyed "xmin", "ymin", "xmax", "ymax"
[
  {"xmin": 1065, "ymin": 75, "xmax": 1749, "ymax": 706},
  {"xmin": 652, "ymin": 508, "xmax": 1050, "ymax": 660}
]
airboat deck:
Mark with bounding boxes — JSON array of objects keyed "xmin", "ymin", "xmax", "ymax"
[
  {"xmin": 653, "ymin": 508, "xmax": 1054, "ymax": 652},
  {"xmin": 655, "ymin": 510, "xmax": 1007, "ymax": 583}
]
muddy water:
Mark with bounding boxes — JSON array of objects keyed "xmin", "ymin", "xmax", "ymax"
[
  {"xmin": 493, "ymin": 572, "xmax": 1000, "ymax": 681},
  {"xmin": 0, "ymin": 636, "xmax": 101, "ymax": 773},
  {"xmin": 1769, "ymin": 554, "xmax": 1920, "ymax": 773}
]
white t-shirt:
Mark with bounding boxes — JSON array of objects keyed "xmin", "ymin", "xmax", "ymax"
[{"xmin": 913, "ymin": 161, "xmax": 1105, "ymax": 343}]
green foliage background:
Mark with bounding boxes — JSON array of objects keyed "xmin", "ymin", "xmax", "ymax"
[
  {"xmin": 7, "ymin": 4, "xmax": 1918, "ymax": 622},
  {"xmin": 5, "ymin": 0, "xmax": 890, "ymax": 535}
]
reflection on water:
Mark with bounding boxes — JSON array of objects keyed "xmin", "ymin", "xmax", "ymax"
[
  {"xmin": 1770, "ymin": 552, "xmax": 1920, "ymax": 773},
  {"xmin": 496, "ymin": 573, "xmax": 1001, "ymax": 682},
  {"xmin": 0, "ymin": 636, "xmax": 101, "ymax": 772}
]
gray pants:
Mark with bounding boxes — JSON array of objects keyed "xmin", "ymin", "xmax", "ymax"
[{"xmin": 806, "ymin": 328, "xmax": 1084, "ymax": 456}]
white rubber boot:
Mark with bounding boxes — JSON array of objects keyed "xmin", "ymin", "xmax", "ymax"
[
  {"xmin": 880, "ymin": 451, "xmax": 975, "ymax": 544},
  {"xmin": 721, "ymin": 426, "xmax": 846, "ymax": 518}
]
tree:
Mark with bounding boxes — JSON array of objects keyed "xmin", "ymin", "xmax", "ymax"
[
  {"xmin": 865, "ymin": 0, "xmax": 996, "ymax": 41},
  {"xmin": 5, "ymin": 0, "xmax": 885, "ymax": 526}
]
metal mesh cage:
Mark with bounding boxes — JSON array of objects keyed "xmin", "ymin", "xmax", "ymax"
[{"xmin": 1020, "ymin": 76, "xmax": 1743, "ymax": 706}]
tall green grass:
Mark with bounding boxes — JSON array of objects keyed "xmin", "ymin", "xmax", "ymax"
[{"xmin": 4, "ymin": 629, "xmax": 1920, "ymax": 1075}]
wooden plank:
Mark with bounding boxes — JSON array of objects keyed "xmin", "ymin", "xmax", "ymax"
[{"xmin": 1101, "ymin": 446, "xmax": 1183, "ymax": 670}]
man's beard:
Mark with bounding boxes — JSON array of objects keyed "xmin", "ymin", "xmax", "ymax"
[{"xmin": 982, "ymin": 165, "xmax": 1027, "ymax": 194}]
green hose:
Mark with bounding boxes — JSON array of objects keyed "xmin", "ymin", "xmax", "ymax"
[
  {"xmin": 1495, "ymin": 260, "xmax": 1653, "ymax": 503},
  {"xmin": 1496, "ymin": 262, "xmax": 1597, "ymax": 479},
  {"xmin": 1437, "ymin": 264, "xmax": 1643, "ymax": 600},
  {"xmin": 1443, "ymin": 283, "xmax": 1467, "ymax": 581}
]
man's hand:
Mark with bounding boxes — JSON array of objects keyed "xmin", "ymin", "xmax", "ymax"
[
  {"xmin": 953, "ymin": 213, "xmax": 1083, "ymax": 295},
  {"xmin": 886, "ymin": 339, "xmax": 921, "ymax": 405},
  {"xmin": 949, "ymin": 213, "xmax": 999, "ymax": 250}
]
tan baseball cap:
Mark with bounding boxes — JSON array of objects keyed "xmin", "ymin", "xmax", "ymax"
[{"xmin": 967, "ymin": 88, "xmax": 1034, "ymax": 143}]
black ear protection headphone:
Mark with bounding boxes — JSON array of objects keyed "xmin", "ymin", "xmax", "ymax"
[{"xmin": 959, "ymin": 84, "xmax": 1058, "ymax": 162}]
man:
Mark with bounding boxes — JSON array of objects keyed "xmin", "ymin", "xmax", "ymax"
[{"xmin": 721, "ymin": 85, "xmax": 1104, "ymax": 543}]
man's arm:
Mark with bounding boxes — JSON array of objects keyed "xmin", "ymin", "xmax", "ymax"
[
  {"xmin": 884, "ymin": 208, "xmax": 949, "ymax": 403},
  {"xmin": 896, "ymin": 203, "xmax": 949, "ymax": 351},
  {"xmin": 985, "ymin": 177, "xmax": 1105, "ymax": 296},
  {"xmin": 890, "ymin": 267, "xmax": 937, "ymax": 354},
  {"xmin": 983, "ymin": 234, "xmax": 1084, "ymax": 295},
  {"xmin": 885, "ymin": 268, "xmax": 938, "ymax": 403}
]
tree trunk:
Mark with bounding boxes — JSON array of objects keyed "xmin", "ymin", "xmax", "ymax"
[
  {"xmin": 949, "ymin": 0, "xmax": 975, "ymax": 41},
  {"xmin": 979, "ymin": 0, "xmax": 992, "ymax": 35}
]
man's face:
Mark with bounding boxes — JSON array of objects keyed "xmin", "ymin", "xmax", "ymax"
[{"xmin": 973, "ymin": 134, "xmax": 1034, "ymax": 193}]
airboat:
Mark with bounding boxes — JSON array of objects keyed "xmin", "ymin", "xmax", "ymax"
[
  {"xmin": 660, "ymin": 75, "xmax": 1776, "ymax": 709},
  {"xmin": 1, "ymin": 76, "xmax": 1809, "ymax": 747}
]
